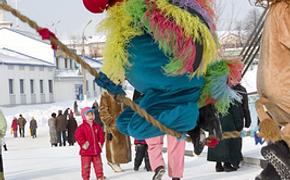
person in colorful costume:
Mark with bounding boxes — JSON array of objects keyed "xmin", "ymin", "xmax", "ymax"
[
  {"xmin": 83, "ymin": 0, "xmax": 243, "ymax": 179},
  {"xmin": 254, "ymin": 0, "xmax": 290, "ymax": 179}
]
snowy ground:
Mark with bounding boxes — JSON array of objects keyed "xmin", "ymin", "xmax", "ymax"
[
  {"xmin": 0, "ymin": 75, "xmax": 264, "ymax": 180},
  {"xmin": 3, "ymin": 126, "xmax": 262, "ymax": 180}
]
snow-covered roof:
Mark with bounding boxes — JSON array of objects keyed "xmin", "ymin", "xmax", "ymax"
[
  {"xmin": 0, "ymin": 48, "xmax": 55, "ymax": 67},
  {"xmin": 0, "ymin": 27, "xmax": 55, "ymax": 64},
  {"xmin": 216, "ymin": 30, "xmax": 247, "ymax": 39},
  {"xmin": 62, "ymin": 34, "xmax": 106, "ymax": 45},
  {"xmin": 82, "ymin": 56, "xmax": 102, "ymax": 69},
  {"xmin": 55, "ymin": 69, "xmax": 82, "ymax": 78}
]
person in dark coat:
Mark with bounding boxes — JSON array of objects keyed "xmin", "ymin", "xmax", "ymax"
[
  {"xmin": 134, "ymin": 139, "xmax": 151, "ymax": 172},
  {"xmin": 29, "ymin": 117, "xmax": 37, "ymax": 138},
  {"xmin": 132, "ymin": 90, "xmax": 151, "ymax": 172},
  {"xmin": 92, "ymin": 101, "xmax": 103, "ymax": 129},
  {"xmin": 56, "ymin": 108, "xmax": 69, "ymax": 146},
  {"xmin": 67, "ymin": 110, "xmax": 78, "ymax": 146},
  {"xmin": 74, "ymin": 101, "xmax": 80, "ymax": 116},
  {"xmin": 207, "ymin": 83, "xmax": 251, "ymax": 172},
  {"xmin": 17, "ymin": 114, "xmax": 26, "ymax": 138}
]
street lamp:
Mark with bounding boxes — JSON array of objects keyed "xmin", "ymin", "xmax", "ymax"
[
  {"xmin": 51, "ymin": 20, "xmax": 61, "ymax": 35},
  {"xmin": 81, "ymin": 19, "xmax": 92, "ymax": 101}
]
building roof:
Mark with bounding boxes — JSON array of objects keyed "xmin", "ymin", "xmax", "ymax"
[
  {"xmin": 0, "ymin": 48, "xmax": 55, "ymax": 67},
  {"xmin": 0, "ymin": 27, "xmax": 55, "ymax": 64},
  {"xmin": 82, "ymin": 56, "xmax": 102, "ymax": 69},
  {"xmin": 55, "ymin": 56, "xmax": 102, "ymax": 78}
]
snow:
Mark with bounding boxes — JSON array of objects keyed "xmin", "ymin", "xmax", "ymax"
[
  {"xmin": 242, "ymin": 65, "xmax": 258, "ymax": 94},
  {"xmin": 0, "ymin": 48, "xmax": 54, "ymax": 67},
  {"xmin": 0, "ymin": 28, "xmax": 55, "ymax": 65},
  {"xmin": 3, "ymin": 126, "xmax": 262, "ymax": 180},
  {"xmin": 55, "ymin": 70, "xmax": 82, "ymax": 78},
  {"xmin": 0, "ymin": 66, "xmax": 264, "ymax": 180},
  {"xmin": 1, "ymin": 95, "xmax": 263, "ymax": 180}
]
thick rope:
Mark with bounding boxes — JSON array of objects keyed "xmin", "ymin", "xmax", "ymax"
[{"xmin": 0, "ymin": 2, "xmax": 242, "ymax": 142}]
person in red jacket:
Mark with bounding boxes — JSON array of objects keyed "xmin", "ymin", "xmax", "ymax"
[
  {"xmin": 11, "ymin": 117, "xmax": 18, "ymax": 138},
  {"xmin": 75, "ymin": 107, "xmax": 105, "ymax": 180}
]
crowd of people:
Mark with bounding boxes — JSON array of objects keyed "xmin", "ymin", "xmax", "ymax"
[
  {"xmin": 70, "ymin": 88, "xmax": 252, "ymax": 180},
  {"xmin": 10, "ymin": 115, "xmax": 38, "ymax": 138}
]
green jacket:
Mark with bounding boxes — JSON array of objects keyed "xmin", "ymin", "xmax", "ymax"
[{"xmin": 0, "ymin": 109, "xmax": 7, "ymax": 138}]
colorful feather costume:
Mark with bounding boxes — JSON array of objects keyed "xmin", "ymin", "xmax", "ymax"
[{"xmin": 95, "ymin": 0, "xmax": 242, "ymax": 139}]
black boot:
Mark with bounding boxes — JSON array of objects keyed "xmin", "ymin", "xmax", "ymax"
[
  {"xmin": 187, "ymin": 126, "xmax": 206, "ymax": 155},
  {"xmin": 3, "ymin": 144, "xmax": 7, "ymax": 151},
  {"xmin": 255, "ymin": 163, "xmax": 281, "ymax": 180},
  {"xmin": 144, "ymin": 146, "xmax": 152, "ymax": 171},
  {"xmin": 198, "ymin": 105, "xmax": 222, "ymax": 140},
  {"xmin": 215, "ymin": 162, "xmax": 224, "ymax": 172},
  {"xmin": 223, "ymin": 162, "xmax": 237, "ymax": 172},
  {"xmin": 172, "ymin": 178, "xmax": 180, "ymax": 180},
  {"xmin": 232, "ymin": 161, "xmax": 240, "ymax": 170},
  {"xmin": 152, "ymin": 166, "xmax": 165, "ymax": 180},
  {"xmin": 134, "ymin": 144, "xmax": 146, "ymax": 171},
  {"xmin": 261, "ymin": 141, "xmax": 290, "ymax": 180}
]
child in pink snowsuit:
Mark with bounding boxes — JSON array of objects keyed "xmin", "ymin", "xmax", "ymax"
[
  {"xmin": 146, "ymin": 135, "xmax": 185, "ymax": 180},
  {"xmin": 75, "ymin": 107, "xmax": 105, "ymax": 180}
]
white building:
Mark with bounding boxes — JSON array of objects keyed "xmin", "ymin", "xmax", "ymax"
[
  {"xmin": 0, "ymin": 27, "xmax": 102, "ymax": 106},
  {"xmin": 0, "ymin": 48, "xmax": 55, "ymax": 105}
]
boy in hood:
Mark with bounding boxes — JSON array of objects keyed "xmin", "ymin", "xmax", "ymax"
[{"xmin": 75, "ymin": 107, "xmax": 105, "ymax": 180}]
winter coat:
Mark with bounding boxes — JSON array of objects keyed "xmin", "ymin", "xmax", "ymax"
[
  {"xmin": 30, "ymin": 119, "xmax": 37, "ymax": 130},
  {"xmin": 257, "ymin": 2, "xmax": 290, "ymax": 122},
  {"xmin": 17, "ymin": 117, "xmax": 26, "ymax": 129},
  {"xmin": 100, "ymin": 92, "xmax": 132, "ymax": 164},
  {"xmin": 75, "ymin": 107, "xmax": 105, "ymax": 156},
  {"xmin": 207, "ymin": 84, "xmax": 252, "ymax": 164},
  {"xmin": 67, "ymin": 117, "xmax": 78, "ymax": 144},
  {"xmin": 55, "ymin": 109, "xmax": 69, "ymax": 132},
  {"xmin": 11, "ymin": 118, "xmax": 18, "ymax": 131},
  {"xmin": 92, "ymin": 105, "xmax": 103, "ymax": 129},
  {"xmin": 48, "ymin": 117, "xmax": 58, "ymax": 144},
  {"xmin": 0, "ymin": 110, "xmax": 7, "ymax": 139}
]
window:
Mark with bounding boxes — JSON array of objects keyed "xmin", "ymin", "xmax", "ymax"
[
  {"xmin": 30, "ymin": 80, "xmax": 34, "ymax": 94},
  {"xmin": 39, "ymin": 66, "xmax": 44, "ymax": 71},
  {"xmin": 29, "ymin": 66, "xmax": 35, "ymax": 71},
  {"xmin": 93, "ymin": 80, "xmax": 96, "ymax": 91},
  {"xmin": 20, "ymin": 79, "xmax": 25, "ymax": 94},
  {"xmin": 40, "ymin": 80, "xmax": 44, "ymax": 94},
  {"xmin": 74, "ymin": 62, "xmax": 79, "ymax": 69},
  {"xmin": 8, "ymin": 79, "xmax": 14, "ymax": 94},
  {"xmin": 70, "ymin": 59, "xmax": 73, "ymax": 69},
  {"xmin": 19, "ymin": 66, "xmax": 25, "ymax": 70},
  {"xmin": 86, "ymin": 80, "xmax": 89, "ymax": 91},
  {"xmin": 56, "ymin": 57, "xmax": 59, "ymax": 69},
  {"xmin": 8, "ymin": 65, "xmax": 14, "ymax": 70},
  {"xmin": 64, "ymin": 58, "xmax": 68, "ymax": 69},
  {"xmin": 48, "ymin": 80, "xmax": 53, "ymax": 93}
]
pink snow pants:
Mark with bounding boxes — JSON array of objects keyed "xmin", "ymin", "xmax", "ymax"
[{"xmin": 146, "ymin": 135, "xmax": 185, "ymax": 178}]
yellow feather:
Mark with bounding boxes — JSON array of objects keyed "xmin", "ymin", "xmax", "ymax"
[{"xmin": 97, "ymin": 2, "xmax": 142, "ymax": 84}]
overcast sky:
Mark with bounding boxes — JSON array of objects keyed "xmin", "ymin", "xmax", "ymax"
[{"xmin": 4, "ymin": 0, "xmax": 263, "ymax": 40}]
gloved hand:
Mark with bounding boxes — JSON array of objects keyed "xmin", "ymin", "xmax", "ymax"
[
  {"xmin": 82, "ymin": 141, "xmax": 89, "ymax": 150},
  {"xmin": 245, "ymin": 119, "xmax": 251, "ymax": 128},
  {"xmin": 107, "ymin": 132, "xmax": 113, "ymax": 141}
]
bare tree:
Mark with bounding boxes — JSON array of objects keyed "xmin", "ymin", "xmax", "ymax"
[{"xmin": 243, "ymin": 8, "xmax": 262, "ymax": 38}]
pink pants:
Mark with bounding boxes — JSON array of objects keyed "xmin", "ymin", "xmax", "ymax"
[
  {"xmin": 146, "ymin": 135, "xmax": 185, "ymax": 178},
  {"xmin": 81, "ymin": 155, "xmax": 104, "ymax": 180}
]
